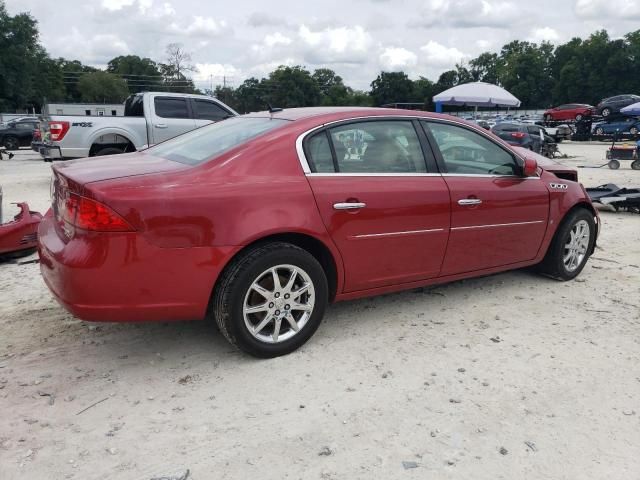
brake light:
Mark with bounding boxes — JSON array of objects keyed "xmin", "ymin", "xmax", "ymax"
[
  {"xmin": 510, "ymin": 132, "xmax": 527, "ymax": 139},
  {"xmin": 63, "ymin": 193, "xmax": 132, "ymax": 232},
  {"xmin": 49, "ymin": 121, "xmax": 70, "ymax": 141}
]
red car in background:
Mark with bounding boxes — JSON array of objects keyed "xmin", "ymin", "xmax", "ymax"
[
  {"xmin": 544, "ymin": 104, "xmax": 594, "ymax": 122},
  {"xmin": 39, "ymin": 108, "xmax": 599, "ymax": 358}
]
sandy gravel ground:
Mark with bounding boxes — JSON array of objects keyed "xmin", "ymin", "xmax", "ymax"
[{"xmin": 0, "ymin": 144, "xmax": 639, "ymax": 480}]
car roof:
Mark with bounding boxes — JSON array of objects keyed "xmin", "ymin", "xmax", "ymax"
[{"xmin": 243, "ymin": 106, "xmax": 455, "ymax": 122}]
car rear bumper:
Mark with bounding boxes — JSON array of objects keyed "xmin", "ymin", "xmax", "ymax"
[
  {"xmin": 37, "ymin": 214, "xmax": 238, "ymax": 322},
  {"xmin": 34, "ymin": 143, "xmax": 89, "ymax": 160}
]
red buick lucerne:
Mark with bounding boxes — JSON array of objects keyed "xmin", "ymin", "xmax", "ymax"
[{"xmin": 39, "ymin": 107, "xmax": 599, "ymax": 357}]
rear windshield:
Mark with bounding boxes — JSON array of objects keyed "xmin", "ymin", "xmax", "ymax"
[{"xmin": 147, "ymin": 117, "xmax": 289, "ymax": 165}]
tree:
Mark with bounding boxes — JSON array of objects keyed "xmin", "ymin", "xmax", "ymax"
[
  {"xmin": 157, "ymin": 43, "xmax": 198, "ymax": 93},
  {"xmin": 107, "ymin": 55, "xmax": 162, "ymax": 93},
  {"xmin": 77, "ymin": 71, "xmax": 129, "ymax": 103},
  {"xmin": 370, "ymin": 71, "xmax": 414, "ymax": 106},
  {"xmin": 412, "ymin": 77, "xmax": 436, "ymax": 110},
  {"xmin": 469, "ymin": 52, "xmax": 501, "ymax": 84},
  {"xmin": 57, "ymin": 59, "xmax": 97, "ymax": 102},
  {"xmin": 263, "ymin": 66, "xmax": 321, "ymax": 107}
]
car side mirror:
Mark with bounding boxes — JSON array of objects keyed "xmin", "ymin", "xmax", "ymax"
[{"xmin": 523, "ymin": 157, "xmax": 538, "ymax": 177}]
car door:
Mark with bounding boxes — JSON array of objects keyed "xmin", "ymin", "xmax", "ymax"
[
  {"xmin": 422, "ymin": 120, "xmax": 549, "ymax": 276},
  {"xmin": 303, "ymin": 119, "xmax": 451, "ymax": 292},
  {"xmin": 191, "ymin": 98, "xmax": 233, "ymax": 128},
  {"xmin": 148, "ymin": 95, "xmax": 196, "ymax": 144}
]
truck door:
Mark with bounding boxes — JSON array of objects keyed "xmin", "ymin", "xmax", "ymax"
[{"xmin": 148, "ymin": 95, "xmax": 196, "ymax": 145}]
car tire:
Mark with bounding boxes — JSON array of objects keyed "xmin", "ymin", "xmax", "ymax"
[
  {"xmin": 538, "ymin": 208, "xmax": 595, "ymax": 281},
  {"xmin": 608, "ymin": 159, "xmax": 620, "ymax": 169},
  {"xmin": 212, "ymin": 242, "xmax": 329, "ymax": 358},
  {"xmin": 596, "ymin": 127, "xmax": 604, "ymax": 135},
  {"xmin": 575, "ymin": 114, "xmax": 583, "ymax": 121},
  {"xmin": 94, "ymin": 147, "xmax": 124, "ymax": 156},
  {"xmin": 631, "ymin": 160, "xmax": 640, "ymax": 170},
  {"xmin": 601, "ymin": 108, "xmax": 611, "ymax": 117},
  {"xmin": 2, "ymin": 136, "xmax": 19, "ymax": 150},
  {"xmin": 630, "ymin": 127, "xmax": 638, "ymax": 135}
]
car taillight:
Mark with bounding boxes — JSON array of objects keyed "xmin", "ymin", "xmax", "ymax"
[
  {"xmin": 49, "ymin": 121, "xmax": 70, "ymax": 141},
  {"xmin": 510, "ymin": 132, "xmax": 527, "ymax": 139},
  {"xmin": 63, "ymin": 193, "xmax": 132, "ymax": 232}
]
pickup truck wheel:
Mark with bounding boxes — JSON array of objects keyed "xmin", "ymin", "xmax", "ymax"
[
  {"xmin": 630, "ymin": 127, "xmax": 638, "ymax": 135},
  {"xmin": 575, "ymin": 114, "xmax": 583, "ymax": 121},
  {"xmin": 212, "ymin": 242, "xmax": 328, "ymax": 358},
  {"xmin": 601, "ymin": 108, "xmax": 611, "ymax": 117},
  {"xmin": 538, "ymin": 209, "xmax": 595, "ymax": 281},
  {"xmin": 2, "ymin": 136, "xmax": 19, "ymax": 150},
  {"xmin": 95, "ymin": 147, "xmax": 124, "ymax": 156}
]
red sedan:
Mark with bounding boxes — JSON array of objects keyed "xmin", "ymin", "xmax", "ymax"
[
  {"xmin": 39, "ymin": 108, "xmax": 599, "ymax": 357},
  {"xmin": 544, "ymin": 104, "xmax": 594, "ymax": 122}
]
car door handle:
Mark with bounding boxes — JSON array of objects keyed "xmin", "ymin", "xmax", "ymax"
[
  {"xmin": 458, "ymin": 198, "xmax": 482, "ymax": 206},
  {"xmin": 154, "ymin": 123, "xmax": 168, "ymax": 129},
  {"xmin": 333, "ymin": 202, "xmax": 366, "ymax": 210}
]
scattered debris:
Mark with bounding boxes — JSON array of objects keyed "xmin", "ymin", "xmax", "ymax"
[
  {"xmin": 499, "ymin": 447, "xmax": 508, "ymax": 455},
  {"xmin": 457, "ymin": 368, "xmax": 466, "ymax": 373},
  {"xmin": 525, "ymin": 441, "xmax": 537, "ymax": 452},
  {"xmin": 490, "ymin": 336, "xmax": 502, "ymax": 343},
  {"xmin": 402, "ymin": 461, "xmax": 418, "ymax": 469},
  {"xmin": 178, "ymin": 375, "xmax": 194, "ymax": 385},
  {"xmin": 449, "ymin": 398, "xmax": 462, "ymax": 404},
  {"xmin": 106, "ymin": 447, "xmax": 117, "ymax": 455},
  {"xmin": 622, "ymin": 410, "xmax": 635, "ymax": 416},
  {"xmin": 150, "ymin": 470, "xmax": 190, "ymax": 480},
  {"xmin": 37, "ymin": 391, "xmax": 55, "ymax": 405},
  {"xmin": 76, "ymin": 397, "xmax": 109, "ymax": 416},
  {"xmin": 318, "ymin": 446, "xmax": 333, "ymax": 456}
]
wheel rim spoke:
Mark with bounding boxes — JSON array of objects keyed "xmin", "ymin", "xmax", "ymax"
[
  {"xmin": 272, "ymin": 318, "xmax": 282, "ymax": 342},
  {"xmin": 245, "ymin": 303, "xmax": 269, "ymax": 315},
  {"xmin": 271, "ymin": 268, "xmax": 282, "ymax": 290},
  {"xmin": 253, "ymin": 316, "xmax": 273, "ymax": 334},
  {"xmin": 252, "ymin": 283, "xmax": 272, "ymax": 299},
  {"xmin": 291, "ymin": 302, "xmax": 312, "ymax": 312},
  {"xmin": 283, "ymin": 269, "xmax": 298, "ymax": 292},
  {"xmin": 285, "ymin": 313, "xmax": 300, "ymax": 332},
  {"xmin": 291, "ymin": 283, "xmax": 310, "ymax": 299}
]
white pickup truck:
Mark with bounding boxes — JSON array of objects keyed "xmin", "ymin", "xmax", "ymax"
[{"xmin": 34, "ymin": 92, "xmax": 238, "ymax": 159}]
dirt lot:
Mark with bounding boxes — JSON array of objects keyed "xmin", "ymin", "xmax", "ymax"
[{"xmin": 1, "ymin": 145, "xmax": 639, "ymax": 480}]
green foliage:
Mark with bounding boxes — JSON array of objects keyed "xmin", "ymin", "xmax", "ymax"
[
  {"xmin": 370, "ymin": 72, "xmax": 414, "ymax": 106},
  {"xmin": 77, "ymin": 71, "xmax": 129, "ymax": 103},
  {"xmin": 107, "ymin": 55, "xmax": 162, "ymax": 93}
]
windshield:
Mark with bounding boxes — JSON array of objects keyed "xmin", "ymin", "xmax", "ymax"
[{"xmin": 147, "ymin": 117, "xmax": 289, "ymax": 165}]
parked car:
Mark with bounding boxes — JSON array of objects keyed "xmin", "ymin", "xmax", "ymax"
[
  {"xmin": 35, "ymin": 92, "xmax": 238, "ymax": 160},
  {"xmin": 0, "ymin": 118, "xmax": 40, "ymax": 150},
  {"xmin": 596, "ymin": 94, "xmax": 640, "ymax": 117},
  {"xmin": 592, "ymin": 117, "xmax": 640, "ymax": 136},
  {"xmin": 491, "ymin": 122, "xmax": 553, "ymax": 152},
  {"xmin": 39, "ymin": 108, "xmax": 599, "ymax": 357},
  {"xmin": 544, "ymin": 104, "xmax": 593, "ymax": 122}
]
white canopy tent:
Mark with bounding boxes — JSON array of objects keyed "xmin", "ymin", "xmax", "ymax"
[{"xmin": 433, "ymin": 82, "xmax": 521, "ymax": 115}]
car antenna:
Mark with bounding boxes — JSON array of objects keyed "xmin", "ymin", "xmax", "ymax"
[{"xmin": 266, "ymin": 101, "xmax": 283, "ymax": 114}]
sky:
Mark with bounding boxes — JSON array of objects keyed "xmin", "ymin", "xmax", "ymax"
[{"xmin": 5, "ymin": 0, "xmax": 640, "ymax": 91}]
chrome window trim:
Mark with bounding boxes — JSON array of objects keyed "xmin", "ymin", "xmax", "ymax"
[
  {"xmin": 451, "ymin": 220, "xmax": 545, "ymax": 231},
  {"xmin": 306, "ymin": 172, "xmax": 442, "ymax": 177},
  {"xmin": 294, "ymin": 114, "xmax": 527, "ymax": 175},
  {"xmin": 351, "ymin": 228, "xmax": 444, "ymax": 239}
]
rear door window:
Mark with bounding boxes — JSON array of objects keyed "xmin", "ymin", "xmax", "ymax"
[
  {"xmin": 154, "ymin": 97, "xmax": 190, "ymax": 119},
  {"xmin": 327, "ymin": 120, "xmax": 427, "ymax": 173},
  {"xmin": 305, "ymin": 132, "xmax": 335, "ymax": 173}
]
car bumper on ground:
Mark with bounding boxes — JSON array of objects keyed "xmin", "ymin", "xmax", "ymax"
[{"xmin": 37, "ymin": 214, "xmax": 239, "ymax": 322}]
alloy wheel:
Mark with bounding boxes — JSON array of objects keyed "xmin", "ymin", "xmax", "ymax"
[
  {"xmin": 3, "ymin": 137, "xmax": 18, "ymax": 150},
  {"xmin": 243, "ymin": 264, "xmax": 315, "ymax": 344},
  {"xmin": 563, "ymin": 220, "xmax": 590, "ymax": 272}
]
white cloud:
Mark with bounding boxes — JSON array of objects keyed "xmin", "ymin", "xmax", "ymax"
[
  {"xmin": 411, "ymin": 0, "xmax": 520, "ymax": 29},
  {"xmin": 298, "ymin": 25, "xmax": 373, "ymax": 64},
  {"xmin": 419, "ymin": 41, "xmax": 467, "ymax": 67},
  {"xmin": 529, "ymin": 27, "xmax": 560, "ymax": 42},
  {"xmin": 379, "ymin": 47, "xmax": 418, "ymax": 70},
  {"xmin": 264, "ymin": 32, "xmax": 292, "ymax": 47},
  {"xmin": 173, "ymin": 16, "xmax": 227, "ymax": 36},
  {"xmin": 574, "ymin": 0, "xmax": 640, "ymax": 19},
  {"xmin": 475, "ymin": 39, "xmax": 493, "ymax": 50},
  {"xmin": 194, "ymin": 63, "xmax": 242, "ymax": 82}
]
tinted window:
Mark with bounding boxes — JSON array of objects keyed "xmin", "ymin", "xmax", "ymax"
[
  {"xmin": 328, "ymin": 121, "xmax": 426, "ymax": 173},
  {"xmin": 493, "ymin": 124, "xmax": 519, "ymax": 132},
  {"xmin": 148, "ymin": 117, "xmax": 288, "ymax": 165},
  {"xmin": 125, "ymin": 95, "xmax": 144, "ymax": 117},
  {"xmin": 306, "ymin": 132, "xmax": 335, "ymax": 173},
  {"xmin": 193, "ymin": 100, "xmax": 230, "ymax": 121},
  {"xmin": 527, "ymin": 126, "xmax": 542, "ymax": 135},
  {"xmin": 425, "ymin": 122, "xmax": 519, "ymax": 176},
  {"xmin": 16, "ymin": 122, "xmax": 36, "ymax": 130},
  {"xmin": 154, "ymin": 97, "xmax": 190, "ymax": 119}
]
